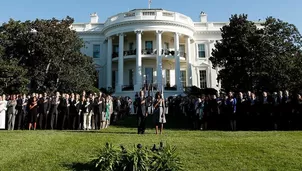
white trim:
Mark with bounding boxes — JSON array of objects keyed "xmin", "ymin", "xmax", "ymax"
[
  {"xmin": 207, "ymin": 67, "xmax": 211, "ymax": 88},
  {"xmin": 195, "ymin": 43, "xmax": 198, "ymax": 61}
]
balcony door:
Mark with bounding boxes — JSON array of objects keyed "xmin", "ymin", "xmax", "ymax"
[
  {"xmin": 145, "ymin": 41, "xmax": 153, "ymax": 54},
  {"xmin": 144, "ymin": 67, "xmax": 153, "ymax": 85},
  {"xmin": 129, "ymin": 69, "xmax": 134, "ymax": 86},
  {"xmin": 163, "ymin": 42, "xmax": 169, "ymax": 55},
  {"xmin": 164, "ymin": 42, "xmax": 169, "ymax": 50},
  {"xmin": 179, "ymin": 44, "xmax": 185, "ymax": 57}
]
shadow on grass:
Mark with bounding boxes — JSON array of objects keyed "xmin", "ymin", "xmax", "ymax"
[
  {"xmin": 62, "ymin": 130, "xmax": 138, "ymax": 135},
  {"xmin": 114, "ymin": 114, "xmax": 190, "ymax": 130},
  {"xmin": 63, "ymin": 162, "xmax": 94, "ymax": 171}
]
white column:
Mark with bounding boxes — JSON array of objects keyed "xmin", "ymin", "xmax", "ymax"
[
  {"xmin": 134, "ymin": 30, "xmax": 142, "ymax": 91},
  {"xmin": 186, "ymin": 36, "xmax": 192, "ymax": 87},
  {"xmin": 174, "ymin": 32, "xmax": 181, "ymax": 91},
  {"xmin": 156, "ymin": 30, "xmax": 163, "ymax": 91},
  {"xmin": 117, "ymin": 33, "xmax": 124, "ymax": 92},
  {"xmin": 106, "ymin": 37, "xmax": 112, "ymax": 89}
]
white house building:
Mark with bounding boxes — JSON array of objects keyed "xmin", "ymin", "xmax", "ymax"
[{"xmin": 72, "ymin": 9, "xmax": 261, "ymax": 97}]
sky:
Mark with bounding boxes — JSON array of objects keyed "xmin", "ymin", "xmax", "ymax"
[{"xmin": 0, "ymin": 0, "xmax": 300, "ymax": 31}]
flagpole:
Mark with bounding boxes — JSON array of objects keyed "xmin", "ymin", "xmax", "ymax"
[{"xmin": 148, "ymin": 0, "xmax": 151, "ymax": 9}]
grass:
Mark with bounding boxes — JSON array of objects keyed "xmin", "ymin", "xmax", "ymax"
[{"xmin": 0, "ymin": 116, "xmax": 302, "ymax": 171}]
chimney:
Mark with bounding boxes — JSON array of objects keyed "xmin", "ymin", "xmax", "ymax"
[
  {"xmin": 90, "ymin": 12, "xmax": 99, "ymax": 23},
  {"xmin": 200, "ymin": 11, "xmax": 207, "ymax": 23}
]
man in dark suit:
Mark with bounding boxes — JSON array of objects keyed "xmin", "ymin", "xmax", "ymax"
[
  {"xmin": 69, "ymin": 93, "xmax": 79, "ymax": 130},
  {"xmin": 137, "ymin": 90, "xmax": 148, "ymax": 134},
  {"xmin": 60, "ymin": 94, "xmax": 70, "ymax": 130},
  {"xmin": 281, "ymin": 90, "xmax": 292, "ymax": 130},
  {"xmin": 41, "ymin": 93, "xmax": 51, "ymax": 129},
  {"xmin": 16, "ymin": 94, "xmax": 25, "ymax": 130},
  {"xmin": 258, "ymin": 91, "xmax": 272, "ymax": 130},
  {"xmin": 37, "ymin": 94, "xmax": 44, "ymax": 129},
  {"xmin": 236, "ymin": 92, "xmax": 245, "ymax": 130},
  {"xmin": 50, "ymin": 92, "xmax": 60, "ymax": 130}
]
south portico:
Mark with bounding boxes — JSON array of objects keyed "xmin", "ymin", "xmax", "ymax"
[
  {"xmin": 73, "ymin": 8, "xmax": 223, "ymax": 97},
  {"xmin": 105, "ymin": 29, "xmax": 194, "ymax": 95}
]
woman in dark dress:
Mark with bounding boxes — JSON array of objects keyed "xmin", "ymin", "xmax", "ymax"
[
  {"xmin": 29, "ymin": 96, "xmax": 38, "ymax": 130},
  {"xmin": 153, "ymin": 92, "xmax": 166, "ymax": 134}
]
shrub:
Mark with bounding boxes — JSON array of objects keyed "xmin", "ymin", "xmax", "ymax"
[
  {"xmin": 89, "ymin": 143, "xmax": 120, "ymax": 171},
  {"xmin": 88, "ymin": 142, "xmax": 183, "ymax": 171},
  {"xmin": 150, "ymin": 142, "xmax": 183, "ymax": 171},
  {"xmin": 118, "ymin": 144, "xmax": 150, "ymax": 171}
]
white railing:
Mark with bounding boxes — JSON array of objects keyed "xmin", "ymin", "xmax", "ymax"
[
  {"xmin": 194, "ymin": 21, "xmax": 264, "ymax": 31},
  {"xmin": 162, "ymin": 12, "xmax": 174, "ymax": 17},
  {"xmin": 142, "ymin": 11, "xmax": 155, "ymax": 16},
  {"xmin": 72, "ymin": 23, "xmax": 104, "ymax": 32},
  {"xmin": 104, "ymin": 9, "xmax": 194, "ymax": 27},
  {"xmin": 124, "ymin": 12, "xmax": 135, "ymax": 17}
]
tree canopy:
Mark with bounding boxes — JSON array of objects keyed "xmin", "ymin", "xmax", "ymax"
[
  {"xmin": 210, "ymin": 14, "xmax": 302, "ymax": 93},
  {"xmin": 0, "ymin": 16, "xmax": 97, "ymax": 94}
]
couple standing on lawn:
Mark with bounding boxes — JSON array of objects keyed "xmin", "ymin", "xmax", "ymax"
[{"xmin": 136, "ymin": 90, "xmax": 166, "ymax": 134}]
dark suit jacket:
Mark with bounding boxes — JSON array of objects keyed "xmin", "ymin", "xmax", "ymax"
[
  {"xmin": 43, "ymin": 97, "xmax": 51, "ymax": 114},
  {"xmin": 69, "ymin": 99, "xmax": 78, "ymax": 115},
  {"xmin": 88, "ymin": 99, "xmax": 94, "ymax": 113},
  {"xmin": 80, "ymin": 101, "xmax": 88, "ymax": 113},
  {"xmin": 97, "ymin": 97, "xmax": 105, "ymax": 114},
  {"xmin": 16, "ymin": 98, "xmax": 23, "ymax": 111},
  {"xmin": 60, "ymin": 98, "xmax": 69, "ymax": 115},
  {"xmin": 137, "ymin": 97, "xmax": 148, "ymax": 117}
]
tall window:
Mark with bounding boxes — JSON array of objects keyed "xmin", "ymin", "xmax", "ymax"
[
  {"xmin": 164, "ymin": 42, "xmax": 169, "ymax": 49},
  {"xmin": 94, "ymin": 70, "xmax": 100, "ymax": 88},
  {"xmin": 112, "ymin": 71, "xmax": 118, "ymax": 88},
  {"xmin": 165, "ymin": 69, "xmax": 170, "ymax": 86},
  {"xmin": 180, "ymin": 71, "xmax": 186, "ymax": 87},
  {"xmin": 164, "ymin": 42, "xmax": 169, "ymax": 55},
  {"xmin": 199, "ymin": 70, "xmax": 207, "ymax": 88},
  {"xmin": 145, "ymin": 41, "xmax": 153, "ymax": 54},
  {"xmin": 180, "ymin": 45, "xmax": 185, "ymax": 57},
  {"xmin": 113, "ymin": 45, "xmax": 119, "ymax": 53},
  {"xmin": 112, "ymin": 45, "xmax": 119, "ymax": 58},
  {"xmin": 129, "ymin": 69, "xmax": 134, "ymax": 86},
  {"xmin": 198, "ymin": 44, "xmax": 206, "ymax": 58},
  {"xmin": 129, "ymin": 42, "xmax": 134, "ymax": 51},
  {"xmin": 93, "ymin": 44, "xmax": 100, "ymax": 58},
  {"xmin": 145, "ymin": 68, "xmax": 153, "ymax": 85}
]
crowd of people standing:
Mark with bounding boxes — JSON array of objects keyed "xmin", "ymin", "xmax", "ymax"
[
  {"xmin": 170, "ymin": 90, "xmax": 302, "ymax": 131},
  {"xmin": 1, "ymin": 89, "xmax": 301, "ymax": 132},
  {"xmin": 0, "ymin": 91, "xmax": 132, "ymax": 130}
]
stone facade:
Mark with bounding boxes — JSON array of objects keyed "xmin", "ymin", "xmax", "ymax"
[{"xmin": 72, "ymin": 9, "xmax": 262, "ymax": 97}]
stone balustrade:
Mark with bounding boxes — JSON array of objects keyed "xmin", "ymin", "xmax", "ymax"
[{"xmin": 104, "ymin": 9, "xmax": 194, "ymax": 28}]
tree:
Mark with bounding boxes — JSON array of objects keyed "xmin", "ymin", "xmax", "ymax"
[
  {"xmin": 210, "ymin": 14, "xmax": 302, "ymax": 92},
  {"xmin": 258, "ymin": 17, "xmax": 302, "ymax": 91},
  {"xmin": 0, "ymin": 17, "xmax": 97, "ymax": 93},
  {"xmin": 210, "ymin": 14, "xmax": 261, "ymax": 92},
  {"xmin": 0, "ymin": 39, "xmax": 30, "ymax": 94},
  {"xmin": 0, "ymin": 57, "xmax": 29, "ymax": 94}
]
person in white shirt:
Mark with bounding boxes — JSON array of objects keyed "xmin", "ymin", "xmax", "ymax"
[
  {"xmin": 83, "ymin": 97, "xmax": 91, "ymax": 130},
  {"xmin": 0, "ymin": 96, "xmax": 8, "ymax": 129}
]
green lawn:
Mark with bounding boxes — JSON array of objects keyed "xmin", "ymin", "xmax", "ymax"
[{"xmin": 1, "ymin": 118, "xmax": 302, "ymax": 170}]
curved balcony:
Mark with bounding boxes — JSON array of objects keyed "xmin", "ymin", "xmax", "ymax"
[
  {"xmin": 122, "ymin": 85, "xmax": 134, "ymax": 91},
  {"xmin": 104, "ymin": 9, "xmax": 194, "ymax": 28},
  {"xmin": 111, "ymin": 49, "xmax": 187, "ymax": 61}
]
